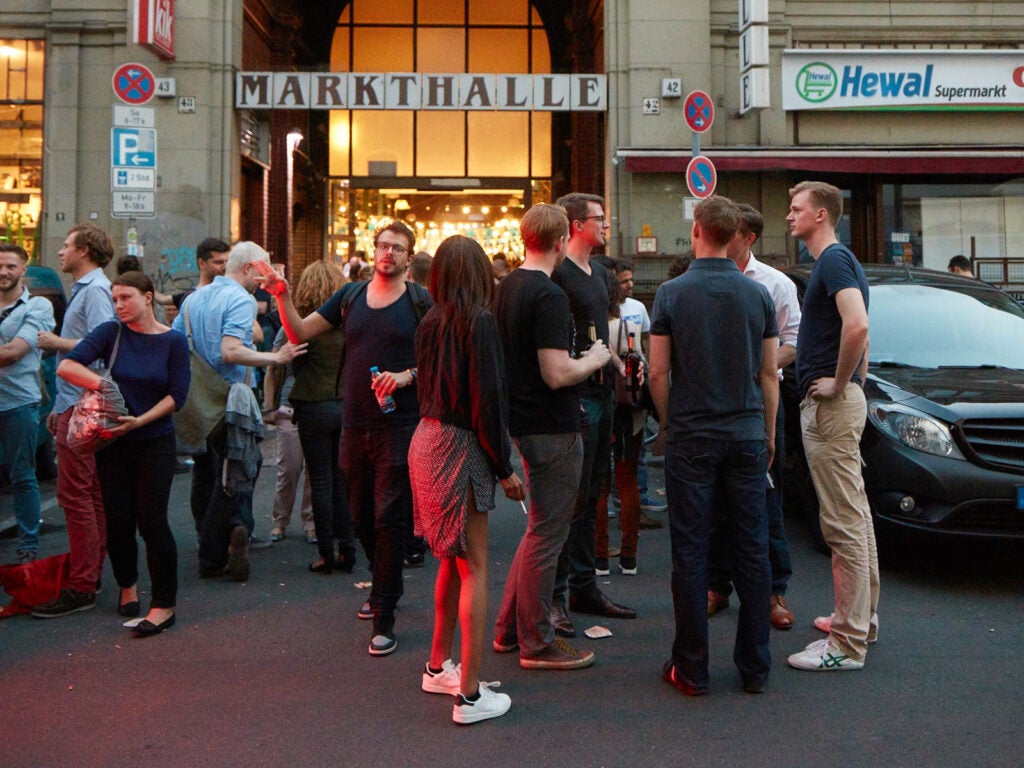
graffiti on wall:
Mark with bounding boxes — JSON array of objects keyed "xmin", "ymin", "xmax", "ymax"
[{"xmin": 150, "ymin": 246, "xmax": 198, "ymax": 294}]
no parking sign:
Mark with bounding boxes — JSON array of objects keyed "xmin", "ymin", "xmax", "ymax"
[
  {"xmin": 112, "ymin": 63, "xmax": 156, "ymax": 105},
  {"xmin": 685, "ymin": 155, "xmax": 717, "ymax": 199}
]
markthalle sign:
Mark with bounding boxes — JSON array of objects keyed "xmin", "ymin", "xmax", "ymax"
[
  {"xmin": 235, "ymin": 72, "xmax": 607, "ymax": 111},
  {"xmin": 782, "ymin": 50, "xmax": 1024, "ymax": 110}
]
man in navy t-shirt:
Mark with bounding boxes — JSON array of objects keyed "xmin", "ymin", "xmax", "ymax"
[
  {"xmin": 270, "ymin": 221, "xmax": 429, "ymax": 658},
  {"xmin": 785, "ymin": 180, "xmax": 879, "ymax": 673}
]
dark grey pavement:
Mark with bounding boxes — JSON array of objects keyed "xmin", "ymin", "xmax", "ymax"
[{"xmin": 2, "ymin": 430, "xmax": 1023, "ymax": 768}]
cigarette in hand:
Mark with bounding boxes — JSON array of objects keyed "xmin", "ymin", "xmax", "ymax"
[{"xmin": 519, "ymin": 499, "xmax": 528, "ymax": 515}]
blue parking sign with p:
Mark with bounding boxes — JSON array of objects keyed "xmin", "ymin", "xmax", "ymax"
[{"xmin": 111, "ymin": 127, "xmax": 157, "ymax": 168}]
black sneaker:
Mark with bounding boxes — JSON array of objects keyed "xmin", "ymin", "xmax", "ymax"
[
  {"xmin": 32, "ymin": 587, "xmax": 96, "ymax": 618},
  {"xmin": 369, "ymin": 618, "xmax": 397, "ymax": 656},
  {"xmin": 403, "ymin": 552, "xmax": 425, "ymax": 568}
]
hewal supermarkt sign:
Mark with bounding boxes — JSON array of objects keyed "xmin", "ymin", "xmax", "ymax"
[{"xmin": 782, "ymin": 50, "xmax": 1024, "ymax": 111}]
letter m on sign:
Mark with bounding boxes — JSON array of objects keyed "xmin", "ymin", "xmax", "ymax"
[{"xmin": 237, "ymin": 73, "xmax": 272, "ymax": 108}]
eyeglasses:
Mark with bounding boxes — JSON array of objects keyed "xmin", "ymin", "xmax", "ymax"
[
  {"xmin": 582, "ymin": 216, "xmax": 610, "ymax": 226},
  {"xmin": 375, "ymin": 241, "xmax": 409, "ymax": 258}
]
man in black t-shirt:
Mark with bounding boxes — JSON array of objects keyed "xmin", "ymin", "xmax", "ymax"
[
  {"xmin": 268, "ymin": 221, "xmax": 429, "ymax": 658},
  {"xmin": 786, "ymin": 181, "xmax": 878, "ymax": 673},
  {"xmin": 550, "ymin": 193, "xmax": 636, "ymax": 638},
  {"xmin": 492, "ymin": 203, "xmax": 609, "ymax": 671}
]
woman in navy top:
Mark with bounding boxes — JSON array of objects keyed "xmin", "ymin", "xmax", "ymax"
[{"xmin": 59, "ymin": 270, "xmax": 189, "ymax": 637}]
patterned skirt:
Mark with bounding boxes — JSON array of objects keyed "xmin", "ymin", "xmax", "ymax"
[{"xmin": 409, "ymin": 418, "xmax": 496, "ymax": 559}]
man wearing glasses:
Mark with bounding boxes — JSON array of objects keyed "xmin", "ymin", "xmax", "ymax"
[
  {"xmin": 267, "ymin": 221, "xmax": 430, "ymax": 657},
  {"xmin": 549, "ymin": 193, "xmax": 637, "ymax": 639}
]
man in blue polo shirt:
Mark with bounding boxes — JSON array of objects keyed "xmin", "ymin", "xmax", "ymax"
[
  {"xmin": 0, "ymin": 243, "xmax": 56, "ymax": 564},
  {"xmin": 648, "ymin": 196, "xmax": 778, "ymax": 696}
]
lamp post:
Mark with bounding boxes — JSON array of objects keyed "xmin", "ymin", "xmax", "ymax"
[{"xmin": 286, "ymin": 128, "xmax": 303, "ymax": 263}]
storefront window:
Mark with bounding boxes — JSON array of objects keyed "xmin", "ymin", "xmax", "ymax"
[
  {"xmin": 882, "ymin": 181, "xmax": 1024, "ymax": 270},
  {"xmin": 0, "ymin": 39, "xmax": 44, "ymax": 261},
  {"xmin": 327, "ymin": 182, "xmax": 553, "ymax": 263}
]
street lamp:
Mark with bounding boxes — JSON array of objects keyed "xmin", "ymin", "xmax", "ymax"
[{"xmin": 286, "ymin": 129, "xmax": 303, "ymax": 262}]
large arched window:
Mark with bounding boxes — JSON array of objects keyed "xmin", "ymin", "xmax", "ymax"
[{"xmin": 328, "ymin": 0, "xmax": 551, "ymax": 179}]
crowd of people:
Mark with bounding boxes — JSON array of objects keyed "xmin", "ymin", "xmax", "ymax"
[{"xmin": 0, "ymin": 181, "xmax": 879, "ymax": 724}]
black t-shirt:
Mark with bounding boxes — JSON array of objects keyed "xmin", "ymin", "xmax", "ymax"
[
  {"xmin": 551, "ymin": 256, "xmax": 614, "ymax": 397},
  {"xmin": 171, "ymin": 288, "xmax": 194, "ymax": 309},
  {"xmin": 318, "ymin": 284, "xmax": 425, "ymax": 429},
  {"xmin": 650, "ymin": 258, "xmax": 778, "ymax": 441},
  {"xmin": 493, "ymin": 268, "xmax": 580, "ymax": 436},
  {"xmin": 796, "ymin": 243, "xmax": 870, "ymax": 399}
]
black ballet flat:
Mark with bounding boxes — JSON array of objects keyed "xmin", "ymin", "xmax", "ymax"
[
  {"xmin": 118, "ymin": 600, "xmax": 141, "ymax": 618},
  {"xmin": 132, "ymin": 614, "xmax": 176, "ymax": 638},
  {"xmin": 308, "ymin": 559, "xmax": 333, "ymax": 574}
]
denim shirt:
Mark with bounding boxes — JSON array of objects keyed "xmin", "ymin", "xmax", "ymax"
[
  {"xmin": 172, "ymin": 275, "xmax": 256, "ymax": 385},
  {"xmin": 0, "ymin": 285, "xmax": 56, "ymax": 411},
  {"xmin": 54, "ymin": 267, "xmax": 115, "ymax": 414}
]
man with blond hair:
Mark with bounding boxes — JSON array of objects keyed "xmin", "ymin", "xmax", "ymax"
[
  {"xmin": 492, "ymin": 203, "xmax": 610, "ymax": 670},
  {"xmin": 785, "ymin": 180, "xmax": 878, "ymax": 672},
  {"xmin": 34, "ymin": 224, "xmax": 116, "ymax": 617}
]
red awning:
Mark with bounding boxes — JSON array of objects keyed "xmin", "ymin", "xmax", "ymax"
[{"xmin": 620, "ymin": 149, "xmax": 1024, "ymax": 175}]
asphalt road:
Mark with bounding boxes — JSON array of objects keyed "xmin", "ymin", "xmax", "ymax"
[{"xmin": 2, "ymin": 431, "xmax": 1022, "ymax": 768}]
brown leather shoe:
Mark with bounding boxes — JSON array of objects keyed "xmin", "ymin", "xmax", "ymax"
[
  {"xmin": 638, "ymin": 513, "xmax": 663, "ymax": 529},
  {"xmin": 707, "ymin": 590, "xmax": 729, "ymax": 616},
  {"xmin": 770, "ymin": 594, "xmax": 794, "ymax": 630},
  {"xmin": 550, "ymin": 604, "xmax": 576, "ymax": 638}
]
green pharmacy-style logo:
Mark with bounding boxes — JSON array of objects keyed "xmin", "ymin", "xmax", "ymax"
[{"xmin": 796, "ymin": 62, "xmax": 838, "ymax": 103}]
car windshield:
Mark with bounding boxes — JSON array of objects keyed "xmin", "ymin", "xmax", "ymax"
[{"xmin": 869, "ymin": 283, "xmax": 1024, "ymax": 369}]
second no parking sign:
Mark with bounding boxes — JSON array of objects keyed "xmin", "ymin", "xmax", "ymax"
[{"xmin": 685, "ymin": 155, "xmax": 717, "ymax": 199}]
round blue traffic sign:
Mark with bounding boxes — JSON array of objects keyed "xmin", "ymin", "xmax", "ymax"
[
  {"xmin": 686, "ymin": 155, "xmax": 717, "ymax": 199},
  {"xmin": 683, "ymin": 90, "xmax": 715, "ymax": 133},
  {"xmin": 112, "ymin": 63, "xmax": 156, "ymax": 105}
]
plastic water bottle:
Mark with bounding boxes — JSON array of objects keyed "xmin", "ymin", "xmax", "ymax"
[{"xmin": 370, "ymin": 366, "xmax": 396, "ymax": 413}]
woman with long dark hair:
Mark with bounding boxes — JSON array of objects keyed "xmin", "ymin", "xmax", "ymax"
[
  {"xmin": 409, "ymin": 235, "xmax": 524, "ymax": 725},
  {"xmin": 57, "ymin": 270, "xmax": 189, "ymax": 637}
]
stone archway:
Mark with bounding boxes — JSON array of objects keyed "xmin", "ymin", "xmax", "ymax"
[{"xmin": 243, "ymin": 0, "xmax": 604, "ymax": 273}]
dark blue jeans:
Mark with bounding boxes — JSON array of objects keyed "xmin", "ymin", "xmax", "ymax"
[
  {"xmin": 293, "ymin": 400, "xmax": 355, "ymax": 563},
  {"xmin": 96, "ymin": 433, "xmax": 178, "ymax": 607},
  {"xmin": 197, "ymin": 427, "xmax": 260, "ymax": 575},
  {"xmin": 554, "ymin": 390, "xmax": 613, "ymax": 604},
  {"xmin": 0, "ymin": 404, "xmax": 41, "ymax": 556},
  {"xmin": 666, "ymin": 436, "xmax": 771, "ymax": 689},
  {"xmin": 709, "ymin": 396, "xmax": 792, "ymax": 595},
  {"xmin": 340, "ymin": 424, "xmax": 415, "ymax": 622}
]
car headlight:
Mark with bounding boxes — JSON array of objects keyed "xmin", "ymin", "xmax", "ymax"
[{"xmin": 867, "ymin": 401, "xmax": 965, "ymax": 460}]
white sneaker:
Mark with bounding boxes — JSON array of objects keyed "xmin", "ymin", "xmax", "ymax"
[
  {"xmin": 815, "ymin": 613, "xmax": 878, "ymax": 644},
  {"xmin": 422, "ymin": 658, "xmax": 461, "ymax": 695},
  {"xmin": 787, "ymin": 638, "xmax": 864, "ymax": 671},
  {"xmin": 452, "ymin": 681, "xmax": 511, "ymax": 725}
]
